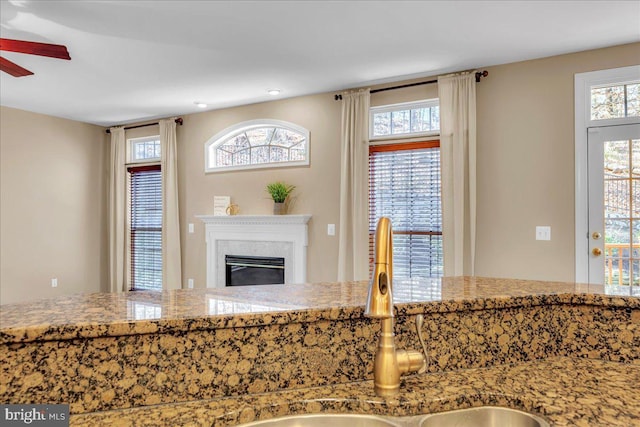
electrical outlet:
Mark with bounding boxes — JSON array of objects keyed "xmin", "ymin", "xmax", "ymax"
[
  {"xmin": 327, "ymin": 224, "xmax": 336, "ymax": 236},
  {"xmin": 51, "ymin": 278, "xmax": 58, "ymax": 288},
  {"xmin": 187, "ymin": 278, "xmax": 194, "ymax": 289},
  {"xmin": 536, "ymin": 226, "xmax": 551, "ymax": 241}
]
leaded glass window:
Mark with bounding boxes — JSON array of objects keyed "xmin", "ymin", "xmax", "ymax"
[
  {"xmin": 370, "ymin": 99, "xmax": 439, "ymax": 140},
  {"xmin": 205, "ymin": 120, "xmax": 310, "ymax": 172},
  {"xmin": 129, "ymin": 136, "xmax": 161, "ymax": 163}
]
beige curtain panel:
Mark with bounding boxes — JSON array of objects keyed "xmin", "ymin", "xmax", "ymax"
[
  {"xmin": 438, "ymin": 72, "xmax": 477, "ymax": 276},
  {"xmin": 108, "ymin": 126, "xmax": 127, "ymax": 292},
  {"xmin": 338, "ymin": 89, "xmax": 371, "ymax": 281},
  {"xmin": 160, "ymin": 118, "xmax": 183, "ymax": 290}
]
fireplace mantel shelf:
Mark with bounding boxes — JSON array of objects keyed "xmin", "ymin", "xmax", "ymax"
[{"xmin": 196, "ymin": 214, "xmax": 311, "ymax": 226}]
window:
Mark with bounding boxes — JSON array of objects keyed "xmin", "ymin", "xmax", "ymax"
[
  {"xmin": 370, "ymin": 99, "xmax": 439, "ymax": 140},
  {"xmin": 369, "ymin": 142, "xmax": 443, "ymax": 278},
  {"xmin": 591, "ymin": 82, "xmax": 640, "ymax": 121},
  {"xmin": 127, "ymin": 135, "xmax": 162, "ymax": 291},
  {"xmin": 205, "ymin": 119, "xmax": 309, "ymax": 172},
  {"xmin": 129, "ymin": 136, "xmax": 161, "ymax": 163},
  {"xmin": 128, "ymin": 165, "xmax": 162, "ymax": 291}
]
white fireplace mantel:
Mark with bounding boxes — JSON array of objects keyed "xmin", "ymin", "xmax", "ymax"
[{"xmin": 196, "ymin": 214, "xmax": 311, "ymax": 288}]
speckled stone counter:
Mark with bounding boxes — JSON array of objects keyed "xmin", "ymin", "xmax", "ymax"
[
  {"xmin": 1, "ymin": 277, "xmax": 639, "ymax": 426},
  {"xmin": 2, "ymin": 277, "xmax": 638, "ymax": 343},
  {"xmin": 69, "ymin": 357, "xmax": 640, "ymax": 427}
]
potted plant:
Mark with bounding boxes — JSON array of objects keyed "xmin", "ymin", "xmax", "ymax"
[{"xmin": 266, "ymin": 181, "xmax": 295, "ymax": 215}]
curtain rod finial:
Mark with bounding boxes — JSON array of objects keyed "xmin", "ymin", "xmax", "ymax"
[
  {"xmin": 475, "ymin": 70, "xmax": 488, "ymax": 83},
  {"xmin": 334, "ymin": 94, "xmax": 342, "ymax": 101}
]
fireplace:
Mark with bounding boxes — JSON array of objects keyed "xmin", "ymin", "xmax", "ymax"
[
  {"xmin": 197, "ymin": 214, "xmax": 311, "ymax": 288},
  {"xmin": 225, "ymin": 255, "xmax": 285, "ymax": 286}
]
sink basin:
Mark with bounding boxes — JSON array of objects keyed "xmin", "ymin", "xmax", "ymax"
[
  {"xmin": 418, "ymin": 406, "xmax": 549, "ymax": 427},
  {"xmin": 235, "ymin": 413, "xmax": 401, "ymax": 427},
  {"xmin": 234, "ymin": 407, "xmax": 549, "ymax": 427}
]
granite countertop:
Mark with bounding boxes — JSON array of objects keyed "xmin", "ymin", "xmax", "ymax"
[
  {"xmin": 69, "ymin": 356, "xmax": 640, "ymax": 427},
  {"xmin": 3, "ymin": 277, "xmax": 640, "ymax": 426},
  {"xmin": 2, "ymin": 277, "xmax": 639, "ymax": 344}
]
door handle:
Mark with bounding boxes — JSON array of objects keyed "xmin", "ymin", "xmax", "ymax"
[
  {"xmin": 592, "ymin": 247, "xmax": 602, "ymax": 256},
  {"xmin": 592, "ymin": 232, "xmax": 601, "ymax": 240}
]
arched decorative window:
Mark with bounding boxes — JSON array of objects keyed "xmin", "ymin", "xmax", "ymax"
[{"xmin": 205, "ymin": 119, "xmax": 310, "ymax": 172}]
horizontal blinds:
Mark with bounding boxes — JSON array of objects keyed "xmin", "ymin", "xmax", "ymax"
[
  {"xmin": 129, "ymin": 165, "xmax": 162, "ymax": 291},
  {"xmin": 369, "ymin": 142, "xmax": 443, "ymax": 278}
]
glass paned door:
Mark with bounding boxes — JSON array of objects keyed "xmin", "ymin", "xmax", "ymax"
[{"xmin": 587, "ymin": 124, "xmax": 640, "ymax": 294}]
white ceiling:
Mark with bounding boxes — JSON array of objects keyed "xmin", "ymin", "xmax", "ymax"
[{"xmin": 0, "ymin": 0, "xmax": 639, "ymax": 127}]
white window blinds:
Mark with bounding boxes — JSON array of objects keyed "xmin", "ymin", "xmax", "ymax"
[
  {"xmin": 369, "ymin": 142, "xmax": 443, "ymax": 278},
  {"xmin": 129, "ymin": 165, "xmax": 162, "ymax": 291}
]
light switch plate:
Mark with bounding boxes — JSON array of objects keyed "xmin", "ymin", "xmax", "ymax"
[
  {"xmin": 536, "ymin": 226, "xmax": 551, "ymax": 241},
  {"xmin": 327, "ymin": 224, "xmax": 336, "ymax": 236}
]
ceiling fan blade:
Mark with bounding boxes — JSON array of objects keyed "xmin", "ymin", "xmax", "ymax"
[
  {"xmin": 0, "ymin": 56, "xmax": 34, "ymax": 77},
  {"xmin": 0, "ymin": 38, "xmax": 70, "ymax": 60}
]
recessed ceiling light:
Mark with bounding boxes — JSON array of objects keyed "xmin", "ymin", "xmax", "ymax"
[
  {"xmin": 267, "ymin": 89, "xmax": 281, "ymax": 96},
  {"xmin": 194, "ymin": 102, "xmax": 207, "ymax": 108}
]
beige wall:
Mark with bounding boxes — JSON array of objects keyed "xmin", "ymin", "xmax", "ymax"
[
  {"xmin": 0, "ymin": 107, "xmax": 107, "ymax": 304},
  {"xmin": 370, "ymin": 78, "xmax": 439, "ymax": 107},
  {"xmin": 178, "ymin": 94, "xmax": 343, "ymax": 288},
  {"xmin": 2, "ymin": 43, "xmax": 639, "ymax": 302},
  {"xmin": 174, "ymin": 77, "xmax": 440, "ymax": 288},
  {"xmin": 177, "ymin": 42, "xmax": 640, "ymax": 287},
  {"xmin": 475, "ymin": 42, "xmax": 640, "ymax": 281}
]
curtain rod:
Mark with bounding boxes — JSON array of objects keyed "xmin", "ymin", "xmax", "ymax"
[
  {"xmin": 105, "ymin": 118, "xmax": 183, "ymax": 134},
  {"xmin": 334, "ymin": 70, "xmax": 488, "ymax": 100}
]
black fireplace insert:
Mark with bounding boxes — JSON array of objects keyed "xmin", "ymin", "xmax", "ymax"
[{"xmin": 225, "ymin": 255, "xmax": 285, "ymax": 286}]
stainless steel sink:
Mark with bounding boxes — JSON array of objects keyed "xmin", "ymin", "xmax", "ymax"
[
  {"xmin": 235, "ymin": 413, "xmax": 402, "ymax": 427},
  {"xmin": 418, "ymin": 406, "xmax": 550, "ymax": 427},
  {"xmin": 234, "ymin": 407, "xmax": 549, "ymax": 427}
]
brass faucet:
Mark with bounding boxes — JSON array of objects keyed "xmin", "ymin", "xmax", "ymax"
[{"xmin": 365, "ymin": 217, "xmax": 428, "ymax": 396}]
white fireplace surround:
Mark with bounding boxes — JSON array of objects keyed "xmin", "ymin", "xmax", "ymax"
[{"xmin": 196, "ymin": 214, "xmax": 311, "ymax": 288}]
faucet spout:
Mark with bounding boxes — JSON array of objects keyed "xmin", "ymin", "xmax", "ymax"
[
  {"xmin": 365, "ymin": 217, "xmax": 394, "ymax": 318},
  {"xmin": 365, "ymin": 217, "xmax": 427, "ymax": 396}
]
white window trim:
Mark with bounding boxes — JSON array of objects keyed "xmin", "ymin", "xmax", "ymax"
[
  {"xmin": 574, "ymin": 65, "xmax": 640, "ymax": 283},
  {"xmin": 127, "ymin": 135, "xmax": 161, "ymax": 164},
  {"xmin": 204, "ymin": 119, "xmax": 310, "ymax": 173},
  {"xmin": 369, "ymin": 98, "xmax": 440, "ymax": 141}
]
